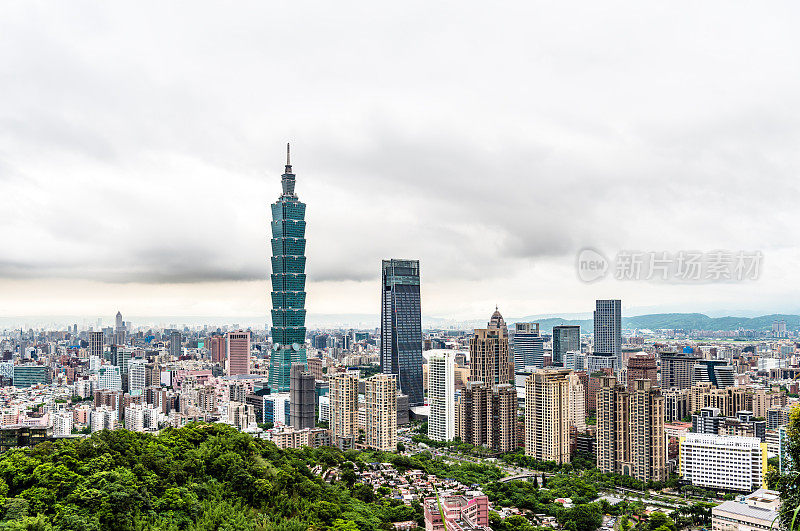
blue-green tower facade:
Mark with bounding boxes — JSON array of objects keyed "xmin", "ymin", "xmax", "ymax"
[{"xmin": 269, "ymin": 144, "xmax": 307, "ymax": 392}]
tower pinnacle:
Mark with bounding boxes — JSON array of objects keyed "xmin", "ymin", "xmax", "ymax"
[{"xmin": 285, "ymin": 143, "xmax": 292, "ymax": 174}]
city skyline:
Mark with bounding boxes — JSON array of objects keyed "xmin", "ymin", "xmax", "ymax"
[{"xmin": 3, "ymin": 3, "xmax": 800, "ymax": 321}]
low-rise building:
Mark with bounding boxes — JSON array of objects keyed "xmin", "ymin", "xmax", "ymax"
[
  {"xmin": 680, "ymin": 433, "xmax": 767, "ymax": 492},
  {"xmin": 712, "ymin": 488, "xmax": 780, "ymax": 531}
]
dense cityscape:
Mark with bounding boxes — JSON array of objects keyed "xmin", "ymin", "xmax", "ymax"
[{"xmin": 0, "ymin": 151, "xmax": 797, "ymax": 531}]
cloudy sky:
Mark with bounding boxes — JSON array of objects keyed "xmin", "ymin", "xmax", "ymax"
[{"xmin": 2, "ymin": 1, "xmax": 799, "ymax": 326}]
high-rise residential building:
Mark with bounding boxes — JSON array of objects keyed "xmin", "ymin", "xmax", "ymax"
[
  {"xmin": 512, "ymin": 322, "xmax": 543, "ymax": 370},
  {"xmin": 428, "ymin": 350, "xmax": 455, "ymax": 442},
  {"xmin": 593, "ymin": 299, "xmax": 621, "ymax": 368},
  {"xmin": 89, "ymin": 331, "xmax": 104, "ymax": 359},
  {"xmin": 53, "ymin": 411, "xmax": 73, "ymax": 437},
  {"xmin": 680, "ymin": 434, "xmax": 767, "ymax": 492},
  {"xmin": 128, "ymin": 359, "xmax": 146, "ymax": 394},
  {"xmin": 597, "ymin": 375, "xmax": 666, "ymax": 483},
  {"xmin": 470, "ymin": 309, "xmax": 511, "ymax": 386},
  {"xmin": 693, "ymin": 360, "xmax": 735, "ymax": 389},
  {"xmin": 489, "ymin": 383, "xmax": 518, "ymax": 453},
  {"xmin": 380, "ymin": 259, "xmax": 423, "ymax": 406},
  {"xmin": 111, "ymin": 346, "xmax": 133, "ymax": 376},
  {"xmin": 269, "ymin": 145, "xmax": 308, "ymax": 392},
  {"xmin": 226, "ymin": 331, "xmax": 250, "ymax": 376},
  {"xmin": 552, "ymin": 325, "xmax": 580, "ymax": 366},
  {"xmin": 660, "ymin": 352, "xmax": 701, "ymax": 390},
  {"xmin": 208, "ymin": 336, "xmax": 226, "ymax": 364},
  {"xmin": 365, "ymin": 374, "xmax": 398, "ymax": 452},
  {"xmin": 663, "ymin": 388, "xmax": 690, "ymax": 422},
  {"xmin": 289, "ymin": 363, "xmax": 315, "ymax": 430},
  {"xmin": 330, "ymin": 372, "xmax": 359, "ymax": 449},
  {"xmin": 458, "ymin": 381, "xmax": 491, "ymax": 448},
  {"xmin": 169, "ymin": 331, "xmax": 182, "ymax": 358},
  {"xmin": 626, "ymin": 353, "xmax": 657, "ymax": 388},
  {"xmin": 524, "ymin": 369, "xmax": 571, "ymax": 464},
  {"xmin": 568, "ymin": 372, "xmax": 587, "ymax": 431}
]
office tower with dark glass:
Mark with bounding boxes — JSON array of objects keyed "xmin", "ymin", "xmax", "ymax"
[
  {"xmin": 381, "ymin": 259, "xmax": 423, "ymax": 406},
  {"xmin": 269, "ymin": 145, "xmax": 308, "ymax": 392},
  {"xmin": 552, "ymin": 325, "xmax": 580, "ymax": 365},
  {"xmin": 593, "ymin": 299, "xmax": 622, "ymax": 368}
]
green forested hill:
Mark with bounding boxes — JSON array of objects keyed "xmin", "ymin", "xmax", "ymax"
[{"xmin": 0, "ymin": 424, "xmax": 422, "ymax": 531}]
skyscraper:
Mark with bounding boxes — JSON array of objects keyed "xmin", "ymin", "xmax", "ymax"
[
  {"xmin": 169, "ymin": 331, "xmax": 182, "ymax": 358},
  {"xmin": 660, "ymin": 352, "xmax": 701, "ymax": 390},
  {"xmin": 226, "ymin": 331, "xmax": 250, "ymax": 376},
  {"xmin": 428, "ymin": 351, "xmax": 455, "ymax": 442},
  {"xmin": 597, "ymin": 375, "xmax": 666, "ymax": 482},
  {"xmin": 89, "ymin": 331, "xmax": 103, "ymax": 359},
  {"xmin": 365, "ymin": 373, "xmax": 398, "ymax": 452},
  {"xmin": 115, "ymin": 311, "xmax": 126, "ymax": 345},
  {"xmin": 552, "ymin": 325, "xmax": 580, "ymax": 366},
  {"xmin": 512, "ymin": 322, "xmax": 543, "ymax": 370},
  {"xmin": 594, "ymin": 299, "xmax": 621, "ymax": 368},
  {"xmin": 524, "ymin": 369, "xmax": 571, "ymax": 464},
  {"xmin": 289, "ymin": 362, "xmax": 315, "ymax": 430},
  {"xmin": 380, "ymin": 259, "xmax": 423, "ymax": 406},
  {"xmin": 469, "ymin": 309, "xmax": 511, "ymax": 385},
  {"xmin": 330, "ymin": 372, "xmax": 359, "ymax": 449},
  {"xmin": 208, "ymin": 335, "xmax": 226, "ymax": 364},
  {"xmin": 269, "ymin": 145, "xmax": 308, "ymax": 392}
]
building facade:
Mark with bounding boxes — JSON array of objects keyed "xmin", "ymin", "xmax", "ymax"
[
  {"xmin": 364, "ymin": 373, "xmax": 397, "ymax": 452},
  {"xmin": 289, "ymin": 362, "xmax": 316, "ymax": 430},
  {"xmin": 380, "ymin": 259, "xmax": 423, "ymax": 406},
  {"xmin": 552, "ymin": 325, "xmax": 580, "ymax": 366},
  {"xmin": 680, "ymin": 433, "xmax": 767, "ymax": 492},
  {"xmin": 512, "ymin": 322, "xmax": 543, "ymax": 370},
  {"xmin": 428, "ymin": 350, "xmax": 455, "ymax": 442},
  {"xmin": 593, "ymin": 299, "xmax": 621, "ymax": 367},
  {"xmin": 524, "ymin": 369, "xmax": 571, "ymax": 464}
]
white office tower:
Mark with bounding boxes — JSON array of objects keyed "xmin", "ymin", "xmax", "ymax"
[
  {"xmin": 90, "ymin": 407, "xmax": 117, "ymax": 433},
  {"xmin": 512, "ymin": 322, "xmax": 544, "ymax": 370},
  {"xmin": 89, "ymin": 356, "xmax": 102, "ymax": 373},
  {"xmin": 428, "ymin": 351, "xmax": 455, "ymax": 441},
  {"xmin": 53, "ymin": 411, "xmax": 73, "ymax": 437},
  {"xmin": 98, "ymin": 366, "xmax": 122, "ymax": 391},
  {"xmin": 128, "ymin": 359, "xmax": 146, "ymax": 394},
  {"xmin": 680, "ymin": 433, "xmax": 767, "ymax": 492}
]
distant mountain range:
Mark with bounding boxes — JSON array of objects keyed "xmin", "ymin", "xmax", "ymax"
[
  {"xmin": 496, "ymin": 313, "xmax": 800, "ymax": 334},
  {"xmin": 2, "ymin": 312, "xmax": 797, "ymax": 333}
]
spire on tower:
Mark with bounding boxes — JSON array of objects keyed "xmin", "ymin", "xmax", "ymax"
[{"xmin": 285, "ymin": 143, "xmax": 292, "ymax": 174}]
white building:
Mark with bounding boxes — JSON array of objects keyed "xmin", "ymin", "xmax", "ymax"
[
  {"xmin": 680, "ymin": 434, "xmax": 767, "ymax": 492},
  {"xmin": 318, "ymin": 395, "xmax": 330, "ymax": 423},
  {"xmin": 427, "ymin": 350, "xmax": 455, "ymax": 442},
  {"xmin": 128, "ymin": 359, "xmax": 147, "ymax": 394},
  {"xmin": 90, "ymin": 407, "xmax": 117, "ymax": 433},
  {"xmin": 712, "ymin": 488, "xmax": 780, "ymax": 531},
  {"xmin": 567, "ymin": 372, "xmax": 586, "ymax": 431},
  {"xmin": 52, "ymin": 411, "xmax": 73, "ymax": 437},
  {"xmin": 124, "ymin": 404, "xmax": 160, "ymax": 432},
  {"xmin": 98, "ymin": 366, "xmax": 122, "ymax": 391},
  {"xmin": 89, "ymin": 355, "xmax": 102, "ymax": 373}
]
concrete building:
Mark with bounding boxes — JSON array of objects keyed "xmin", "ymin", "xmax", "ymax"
[
  {"xmin": 597, "ymin": 376, "xmax": 667, "ymax": 483},
  {"xmin": 663, "ymin": 388, "xmax": 690, "ymax": 422},
  {"xmin": 712, "ymin": 489, "xmax": 780, "ymax": 531},
  {"xmin": 524, "ymin": 369, "xmax": 571, "ymax": 464},
  {"xmin": 89, "ymin": 331, "xmax": 104, "ymax": 359},
  {"xmin": 490, "ymin": 384, "xmax": 518, "ymax": 453},
  {"xmin": 458, "ymin": 382, "xmax": 490, "ymax": 448},
  {"xmin": 52, "ymin": 411, "xmax": 73, "ymax": 437},
  {"xmin": 470, "ymin": 309, "xmax": 511, "ymax": 386},
  {"xmin": 660, "ymin": 353, "xmax": 701, "ymax": 390},
  {"xmin": 626, "ymin": 353, "xmax": 657, "ymax": 388},
  {"xmin": 693, "ymin": 360, "xmax": 736, "ymax": 389},
  {"xmin": 364, "ymin": 373, "xmax": 397, "ymax": 452},
  {"xmin": 428, "ymin": 350, "xmax": 456, "ymax": 442},
  {"xmin": 679, "ymin": 433, "xmax": 767, "ymax": 492},
  {"xmin": 568, "ymin": 372, "xmax": 586, "ymax": 431},
  {"xmin": 330, "ymin": 372, "xmax": 359, "ymax": 448},
  {"xmin": 289, "ymin": 362, "xmax": 315, "ymax": 430},
  {"xmin": 226, "ymin": 331, "xmax": 250, "ymax": 377},
  {"xmin": 423, "ymin": 494, "xmax": 490, "ymax": 531},
  {"xmin": 97, "ymin": 366, "xmax": 122, "ymax": 391},
  {"xmin": 128, "ymin": 358, "xmax": 146, "ymax": 394},
  {"xmin": 208, "ymin": 336, "xmax": 226, "ymax": 364}
]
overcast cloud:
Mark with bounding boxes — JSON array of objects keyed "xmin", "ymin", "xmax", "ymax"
[{"xmin": 1, "ymin": 1, "xmax": 800, "ymax": 322}]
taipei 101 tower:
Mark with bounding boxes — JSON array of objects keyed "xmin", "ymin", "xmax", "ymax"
[{"xmin": 268, "ymin": 144, "xmax": 308, "ymax": 392}]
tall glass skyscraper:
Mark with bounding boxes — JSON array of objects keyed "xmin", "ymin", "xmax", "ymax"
[
  {"xmin": 269, "ymin": 145, "xmax": 307, "ymax": 392},
  {"xmin": 552, "ymin": 325, "xmax": 580, "ymax": 365},
  {"xmin": 381, "ymin": 259, "xmax": 423, "ymax": 406},
  {"xmin": 593, "ymin": 299, "xmax": 621, "ymax": 368}
]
